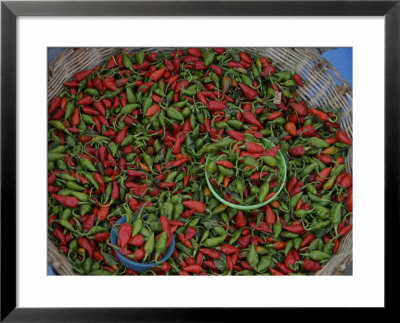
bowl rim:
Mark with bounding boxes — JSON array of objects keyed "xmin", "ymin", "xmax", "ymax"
[
  {"xmin": 204, "ymin": 138, "xmax": 287, "ymax": 210},
  {"xmin": 111, "ymin": 216, "xmax": 175, "ymax": 271}
]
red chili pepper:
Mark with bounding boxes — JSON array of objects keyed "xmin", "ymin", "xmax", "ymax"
[
  {"xmin": 149, "ymin": 67, "xmax": 166, "ymax": 82},
  {"xmin": 282, "ymin": 222, "xmax": 305, "ymax": 235},
  {"xmin": 208, "ymin": 100, "xmax": 226, "ymax": 111},
  {"xmin": 78, "ymin": 237, "xmax": 93, "ymax": 257},
  {"xmin": 238, "ymin": 83, "xmax": 258, "ymax": 101},
  {"xmin": 336, "ymin": 130, "xmax": 352, "ymax": 145},
  {"xmin": 234, "ymin": 210, "xmax": 246, "ymax": 228},
  {"xmin": 267, "ymin": 111, "xmax": 282, "ymax": 121},
  {"xmin": 338, "ymin": 223, "xmax": 352, "ymax": 236},
  {"xmin": 182, "ymin": 200, "xmax": 206, "ymax": 213},
  {"xmin": 309, "ymin": 108, "xmax": 329, "ymax": 121},
  {"xmin": 273, "ymin": 241, "xmax": 286, "ymax": 250},
  {"xmin": 117, "ymin": 222, "xmax": 132, "ymax": 248},
  {"xmin": 277, "ymin": 262, "xmax": 292, "ymax": 274},
  {"xmin": 302, "ymin": 260, "xmax": 322, "ymax": 272},
  {"xmin": 111, "ymin": 180, "xmax": 119, "ymax": 201},
  {"xmin": 240, "ymin": 260, "xmax": 253, "ymax": 271},
  {"xmin": 292, "ymin": 74, "xmax": 304, "ymax": 87},
  {"xmin": 77, "ymin": 96, "xmax": 93, "ymax": 105},
  {"xmin": 300, "ymin": 233, "xmax": 315, "ymax": 248},
  {"xmin": 73, "ymin": 70, "xmax": 92, "ymax": 82},
  {"xmin": 226, "ymin": 129, "xmax": 245, "ymax": 142},
  {"xmin": 290, "ymin": 102, "xmax": 307, "ymax": 116},
  {"xmin": 227, "ymin": 61, "xmax": 243, "ymax": 68},
  {"xmin": 114, "ymin": 126, "xmax": 128, "ymax": 145},
  {"xmin": 243, "ymin": 111, "xmax": 262, "ymax": 128},
  {"xmin": 220, "ymin": 244, "xmax": 240, "ymax": 255},
  {"xmin": 94, "ymin": 232, "xmax": 110, "ymax": 243},
  {"xmin": 203, "ymin": 259, "xmax": 217, "ymax": 271},
  {"xmin": 187, "ymin": 48, "xmax": 202, "ymax": 57},
  {"xmin": 199, "ymin": 248, "xmax": 220, "ymax": 260},
  {"xmin": 129, "ymin": 234, "xmax": 145, "ymax": 247},
  {"xmin": 262, "ymin": 64, "xmax": 276, "ymax": 75},
  {"xmin": 213, "ymin": 48, "xmax": 226, "ymax": 55},
  {"xmin": 269, "ymin": 268, "xmax": 284, "ymax": 275},
  {"xmin": 289, "ymin": 146, "xmax": 305, "ymax": 156},
  {"xmin": 52, "ymin": 194, "xmax": 78, "ymax": 208},
  {"xmin": 49, "ymin": 97, "xmax": 61, "ymax": 114},
  {"xmin": 315, "ymin": 154, "xmax": 332, "ymax": 165},
  {"xmin": 53, "ymin": 228, "xmax": 66, "ymax": 245},
  {"xmin": 237, "ymin": 235, "xmax": 251, "ymax": 249},
  {"xmin": 246, "ymin": 142, "xmax": 265, "ymax": 154},
  {"xmin": 92, "ymin": 101, "xmax": 106, "ymax": 116},
  {"xmin": 96, "ymin": 205, "xmax": 110, "ymax": 222},
  {"xmin": 184, "ymin": 227, "xmax": 197, "ymax": 241},
  {"xmin": 263, "ymin": 205, "xmax": 275, "ymax": 226},
  {"xmin": 215, "ymin": 160, "xmax": 233, "ymax": 168},
  {"xmin": 103, "ymin": 77, "xmax": 117, "ymax": 92}
]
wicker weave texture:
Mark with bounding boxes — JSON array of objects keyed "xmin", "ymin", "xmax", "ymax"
[{"xmin": 48, "ymin": 47, "xmax": 352, "ymax": 275}]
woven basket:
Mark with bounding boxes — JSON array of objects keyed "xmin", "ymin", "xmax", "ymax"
[{"xmin": 48, "ymin": 47, "xmax": 353, "ymax": 275}]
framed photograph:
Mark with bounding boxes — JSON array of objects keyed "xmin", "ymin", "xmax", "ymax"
[{"xmin": 1, "ymin": 0, "xmax": 396, "ymax": 320}]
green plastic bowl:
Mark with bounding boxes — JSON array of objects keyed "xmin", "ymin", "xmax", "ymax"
[{"xmin": 204, "ymin": 138, "xmax": 287, "ymax": 210}]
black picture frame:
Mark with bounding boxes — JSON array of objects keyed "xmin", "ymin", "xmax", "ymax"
[{"xmin": 1, "ymin": 1, "xmax": 397, "ymax": 320}]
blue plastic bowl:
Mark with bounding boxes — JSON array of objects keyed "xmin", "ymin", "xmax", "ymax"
[{"xmin": 111, "ymin": 217, "xmax": 175, "ymax": 272}]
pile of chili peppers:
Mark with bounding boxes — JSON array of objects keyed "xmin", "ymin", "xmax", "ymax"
[{"xmin": 48, "ymin": 48, "xmax": 353, "ymax": 275}]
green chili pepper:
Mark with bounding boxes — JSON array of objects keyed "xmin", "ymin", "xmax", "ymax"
[
  {"xmin": 122, "ymin": 53, "xmax": 133, "ymax": 70},
  {"xmin": 57, "ymin": 219, "xmax": 75, "ymax": 232},
  {"xmin": 166, "ymin": 107, "xmax": 184, "ymax": 122},
  {"xmin": 323, "ymin": 239, "xmax": 334, "ymax": 255},
  {"xmin": 154, "ymin": 231, "xmax": 167, "ymax": 262},
  {"xmin": 83, "ymin": 172, "xmax": 99, "ymax": 190},
  {"xmin": 308, "ymin": 220, "xmax": 330, "ymax": 231},
  {"xmin": 310, "ymin": 250, "xmax": 331, "ymax": 261},
  {"xmin": 284, "ymin": 239, "xmax": 294, "ymax": 255},
  {"xmin": 314, "ymin": 204, "xmax": 330, "ymax": 220},
  {"xmin": 247, "ymin": 244, "xmax": 259, "ymax": 269},
  {"xmin": 293, "ymin": 237, "xmax": 302, "ymax": 250},
  {"xmin": 70, "ymin": 191, "xmax": 89, "ymax": 202},
  {"xmin": 60, "ymin": 208, "xmax": 73, "ymax": 221},
  {"xmin": 49, "ymin": 120, "xmax": 68, "ymax": 133},
  {"xmin": 331, "ymin": 203, "xmax": 342, "ymax": 235},
  {"xmin": 281, "ymin": 232, "xmax": 299, "ymax": 239},
  {"xmin": 80, "ymin": 204, "xmax": 92, "ymax": 216},
  {"xmin": 258, "ymin": 181, "xmax": 270, "ymax": 203},
  {"xmin": 79, "ymin": 158, "xmax": 97, "ymax": 172},
  {"xmin": 66, "ymin": 181, "xmax": 85, "ymax": 192},
  {"xmin": 289, "ymin": 192, "xmax": 303, "ymax": 209},
  {"xmin": 175, "ymin": 242, "xmax": 192, "ymax": 256},
  {"xmin": 203, "ymin": 234, "xmax": 227, "ymax": 248},
  {"xmin": 302, "ymin": 163, "xmax": 317, "ymax": 177},
  {"xmin": 257, "ymin": 256, "xmax": 272, "ymax": 273},
  {"xmin": 282, "ymin": 89, "xmax": 293, "ymax": 98},
  {"xmin": 84, "ymin": 88, "xmax": 99, "ymax": 97},
  {"xmin": 309, "ymin": 137, "xmax": 329, "ymax": 148},
  {"xmin": 331, "ymin": 164, "xmax": 346, "ymax": 177},
  {"xmin": 100, "ymin": 88, "xmax": 122, "ymax": 99},
  {"xmin": 143, "ymin": 232, "xmax": 155, "ymax": 262},
  {"xmin": 83, "ymin": 257, "xmax": 93, "ymax": 274},
  {"xmin": 69, "ymin": 239, "xmax": 78, "ymax": 252},
  {"xmin": 203, "ymin": 50, "xmax": 215, "ymax": 66},
  {"xmin": 136, "ymin": 51, "xmax": 145, "ymax": 65},
  {"xmin": 48, "ymin": 152, "xmax": 65, "ymax": 162},
  {"xmin": 161, "ymin": 202, "xmax": 174, "ymax": 220},
  {"xmin": 126, "ymin": 86, "xmax": 136, "ymax": 103},
  {"xmin": 65, "ymin": 101, "xmax": 75, "ymax": 120},
  {"xmin": 273, "ymin": 218, "xmax": 282, "ymax": 239}
]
